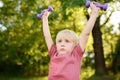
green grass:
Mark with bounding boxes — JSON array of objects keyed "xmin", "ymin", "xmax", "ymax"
[
  {"xmin": 80, "ymin": 67, "xmax": 120, "ymax": 80},
  {"xmin": 0, "ymin": 67, "xmax": 120, "ymax": 80},
  {"xmin": 0, "ymin": 74, "xmax": 119, "ymax": 80},
  {"xmin": 0, "ymin": 76, "xmax": 48, "ymax": 80}
]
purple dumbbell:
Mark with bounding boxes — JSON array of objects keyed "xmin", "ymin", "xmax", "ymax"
[
  {"xmin": 86, "ymin": 1, "xmax": 108, "ymax": 11},
  {"xmin": 37, "ymin": 6, "xmax": 53, "ymax": 19}
]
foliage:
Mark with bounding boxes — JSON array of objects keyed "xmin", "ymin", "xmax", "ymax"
[
  {"xmin": 0, "ymin": 0, "xmax": 86, "ymax": 76},
  {"xmin": 0, "ymin": 0, "xmax": 49, "ymax": 76},
  {"xmin": 0, "ymin": 0, "xmax": 119, "ymax": 76}
]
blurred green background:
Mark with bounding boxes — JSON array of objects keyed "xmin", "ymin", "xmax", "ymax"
[{"xmin": 0, "ymin": 0, "xmax": 120, "ymax": 80}]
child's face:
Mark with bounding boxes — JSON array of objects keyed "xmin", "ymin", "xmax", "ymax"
[{"xmin": 56, "ymin": 37, "xmax": 75, "ymax": 55}]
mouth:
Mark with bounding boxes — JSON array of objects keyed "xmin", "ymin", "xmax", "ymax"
[{"xmin": 60, "ymin": 48, "xmax": 65, "ymax": 51}]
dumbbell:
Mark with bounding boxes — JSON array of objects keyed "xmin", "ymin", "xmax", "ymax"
[
  {"xmin": 86, "ymin": 1, "xmax": 108, "ymax": 11},
  {"xmin": 37, "ymin": 6, "xmax": 53, "ymax": 19}
]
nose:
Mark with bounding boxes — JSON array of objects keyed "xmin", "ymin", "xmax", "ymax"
[
  {"xmin": 61, "ymin": 44, "xmax": 65, "ymax": 47},
  {"xmin": 60, "ymin": 41, "xmax": 65, "ymax": 47}
]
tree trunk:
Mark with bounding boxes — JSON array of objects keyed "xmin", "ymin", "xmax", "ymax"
[
  {"xmin": 112, "ymin": 37, "xmax": 120, "ymax": 74},
  {"xmin": 92, "ymin": 16, "xmax": 108, "ymax": 75}
]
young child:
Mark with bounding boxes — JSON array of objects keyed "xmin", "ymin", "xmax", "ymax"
[{"xmin": 41, "ymin": 2, "xmax": 100, "ymax": 80}]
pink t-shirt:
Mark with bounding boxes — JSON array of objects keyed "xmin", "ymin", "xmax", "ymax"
[{"xmin": 48, "ymin": 44, "xmax": 84, "ymax": 80}]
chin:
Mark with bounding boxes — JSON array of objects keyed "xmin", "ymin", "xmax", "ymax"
[{"xmin": 58, "ymin": 52, "xmax": 67, "ymax": 54}]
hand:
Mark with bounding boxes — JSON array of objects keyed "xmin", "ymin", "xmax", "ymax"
[
  {"xmin": 41, "ymin": 9, "xmax": 50, "ymax": 19},
  {"xmin": 90, "ymin": 2, "xmax": 100, "ymax": 17}
]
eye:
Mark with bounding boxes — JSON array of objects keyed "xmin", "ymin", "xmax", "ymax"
[
  {"xmin": 58, "ymin": 40, "xmax": 62, "ymax": 43},
  {"xmin": 65, "ymin": 39, "xmax": 70, "ymax": 43}
]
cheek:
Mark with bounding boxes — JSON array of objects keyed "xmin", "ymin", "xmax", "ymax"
[
  {"xmin": 56, "ymin": 43, "xmax": 60, "ymax": 47},
  {"xmin": 68, "ymin": 44, "xmax": 75, "ymax": 49},
  {"xmin": 56, "ymin": 44, "xmax": 60, "ymax": 50}
]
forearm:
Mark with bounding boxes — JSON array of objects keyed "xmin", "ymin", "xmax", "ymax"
[
  {"xmin": 79, "ymin": 13, "xmax": 98, "ymax": 51},
  {"xmin": 82, "ymin": 13, "xmax": 97, "ymax": 36},
  {"xmin": 42, "ymin": 18, "xmax": 53, "ymax": 50},
  {"xmin": 42, "ymin": 18, "xmax": 50, "ymax": 38}
]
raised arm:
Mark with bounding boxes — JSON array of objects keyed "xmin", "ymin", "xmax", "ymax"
[
  {"xmin": 79, "ymin": 2, "xmax": 100, "ymax": 51},
  {"xmin": 42, "ymin": 10, "xmax": 53, "ymax": 51}
]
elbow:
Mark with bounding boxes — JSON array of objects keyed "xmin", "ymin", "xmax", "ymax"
[
  {"xmin": 82, "ymin": 32, "xmax": 90, "ymax": 37},
  {"xmin": 86, "ymin": 32, "xmax": 90, "ymax": 36}
]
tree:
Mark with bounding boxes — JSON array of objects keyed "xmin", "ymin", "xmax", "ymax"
[
  {"xmin": 0, "ymin": 0, "xmax": 118, "ymax": 76},
  {"xmin": 84, "ymin": 0, "xmax": 114, "ymax": 75},
  {"xmin": 92, "ymin": 16, "xmax": 108, "ymax": 75}
]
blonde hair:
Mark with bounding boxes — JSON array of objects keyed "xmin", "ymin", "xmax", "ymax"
[{"xmin": 56, "ymin": 29, "xmax": 78, "ymax": 45}]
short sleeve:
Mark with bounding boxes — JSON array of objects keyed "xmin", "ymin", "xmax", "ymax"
[
  {"xmin": 73, "ymin": 44, "xmax": 84, "ymax": 57},
  {"xmin": 48, "ymin": 44, "xmax": 57, "ymax": 57}
]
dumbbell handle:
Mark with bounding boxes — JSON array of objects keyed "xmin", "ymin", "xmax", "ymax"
[
  {"xmin": 37, "ymin": 6, "xmax": 53, "ymax": 19},
  {"xmin": 86, "ymin": 1, "xmax": 108, "ymax": 11}
]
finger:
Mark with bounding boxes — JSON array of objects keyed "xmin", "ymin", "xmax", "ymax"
[
  {"xmin": 41, "ymin": 9, "xmax": 48, "ymax": 13},
  {"xmin": 90, "ymin": 2, "xmax": 95, "ymax": 7},
  {"xmin": 93, "ymin": 1, "xmax": 99, "ymax": 4}
]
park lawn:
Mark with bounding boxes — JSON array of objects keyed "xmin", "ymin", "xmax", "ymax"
[
  {"xmin": 0, "ymin": 75, "xmax": 48, "ymax": 80},
  {"xmin": 0, "ymin": 67, "xmax": 119, "ymax": 80},
  {"xmin": 0, "ymin": 74, "xmax": 119, "ymax": 80}
]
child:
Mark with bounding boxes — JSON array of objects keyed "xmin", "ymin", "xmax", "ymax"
[{"xmin": 41, "ymin": 2, "xmax": 100, "ymax": 80}]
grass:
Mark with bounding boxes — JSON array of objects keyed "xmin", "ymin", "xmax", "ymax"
[
  {"xmin": 0, "ymin": 75, "xmax": 48, "ymax": 80},
  {"xmin": 0, "ymin": 67, "xmax": 120, "ymax": 80},
  {"xmin": 80, "ymin": 67, "xmax": 120, "ymax": 80}
]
